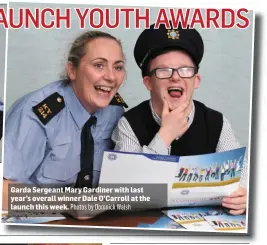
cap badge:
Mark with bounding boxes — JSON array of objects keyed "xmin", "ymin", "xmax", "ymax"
[{"xmin": 167, "ymin": 30, "xmax": 180, "ymax": 40}]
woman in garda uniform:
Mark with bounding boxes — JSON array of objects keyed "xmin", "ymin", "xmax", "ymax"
[{"xmin": 3, "ymin": 31, "xmax": 128, "ymax": 215}]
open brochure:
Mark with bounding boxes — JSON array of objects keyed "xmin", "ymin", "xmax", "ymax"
[
  {"xmin": 137, "ymin": 216, "xmax": 185, "ymax": 229},
  {"xmin": 4, "ymin": 147, "xmax": 246, "ymax": 224},
  {"xmin": 99, "ymin": 147, "xmax": 246, "ymax": 208},
  {"xmin": 162, "ymin": 206, "xmax": 246, "ymax": 232}
]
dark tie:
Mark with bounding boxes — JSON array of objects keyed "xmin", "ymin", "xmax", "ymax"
[{"xmin": 74, "ymin": 116, "xmax": 97, "ymax": 188}]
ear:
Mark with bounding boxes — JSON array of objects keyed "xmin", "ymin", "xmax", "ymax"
[
  {"xmin": 66, "ymin": 61, "xmax": 77, "ymax": 81},
  {"xmin": 143, "ymin": 76, "xmax": 153, "ymax": 91},
  {"xmin": 194, "ymin": 74, "xmax": 201, "ymax": 89}
]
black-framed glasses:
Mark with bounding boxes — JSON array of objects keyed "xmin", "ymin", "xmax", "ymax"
[{"xmin": 149, "ymin": 67, "xmax": 197, "ymax": 79}]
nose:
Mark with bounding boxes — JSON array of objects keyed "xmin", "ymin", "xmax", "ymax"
[
  {"xmin": 170, "ymin": 69, "xmax": 181, "ymax": 81},
  {"xmin": 104, "ymin": 67, "xmax": 116, "ymax": 82}
]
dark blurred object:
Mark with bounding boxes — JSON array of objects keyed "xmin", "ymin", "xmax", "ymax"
[{"xmin": 0, "ymin": 110, "xmax": 2, "ymax": 140}]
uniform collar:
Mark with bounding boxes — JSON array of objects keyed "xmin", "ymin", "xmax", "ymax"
[
  {"xmin": 64, "ymin": 83, "xmax": 93, "ymax": 129},
  {"xmin": 149, "ymin": 100, "xmax": 195, "ymax": 126}
]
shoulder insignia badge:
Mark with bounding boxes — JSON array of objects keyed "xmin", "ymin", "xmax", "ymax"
[
  {"xmin": 32, "ymin": 92, "xmax": 65, "ymax": 125},
  {"xmin": 110, "ymin": 93, "xmax": 128, "ymax": 108}
]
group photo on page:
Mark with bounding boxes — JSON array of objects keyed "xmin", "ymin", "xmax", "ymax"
[{"xmin": 1, "ymin": 3, "xmax": 253, "ymax": 232}]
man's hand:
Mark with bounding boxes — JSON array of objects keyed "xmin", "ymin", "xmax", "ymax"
[
  {"xmin": 222, "ymin": 186, "xmax": 247, "ymax": 215},
  {"xmin": 158, "ymin": 97, "xmax": 190, "ymax": 147}
]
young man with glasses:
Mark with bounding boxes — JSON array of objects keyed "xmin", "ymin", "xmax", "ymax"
[{"xmin": 112, "ymin": 22, "xmax": 247, "ymax": 215}]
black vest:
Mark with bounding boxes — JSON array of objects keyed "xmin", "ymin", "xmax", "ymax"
[{"xmin": 124, "ymin": 100, "xmax": 223, "ymax": 156}]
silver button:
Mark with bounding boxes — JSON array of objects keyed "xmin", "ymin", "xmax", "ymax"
[{"xmin": 84, "ymin": 175, "xmax": 90, "ymax": 181}]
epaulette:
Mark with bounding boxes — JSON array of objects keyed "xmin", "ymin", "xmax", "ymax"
[
  {"xmin": 110, "ymin": 93, "xmax": 128, "ymax": 108},
  {"xmin": 32, "ymin": 92, "xmax": 65, "ymax": 125}
]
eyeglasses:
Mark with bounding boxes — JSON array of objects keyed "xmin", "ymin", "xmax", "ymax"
[{"xmin": 149, "ymin": 67, "xmax": 197, "ymax": 79}]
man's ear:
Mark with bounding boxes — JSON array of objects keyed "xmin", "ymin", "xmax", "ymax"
[
  {"xmin": 194, "ymin": 74, "xmax": 201, "ymax": 89},
  {"xmin": 66, "ymin": 61, "xmax": 76, "ymax": 81},
  {"xmin": 143, "ymin": 76, "xmax": 153, "ymax": 91}
]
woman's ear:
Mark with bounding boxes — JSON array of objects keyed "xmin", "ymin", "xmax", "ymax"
[{"xmin": 66, "ymin": 61, "xmax": 76, "ymax": 81}]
